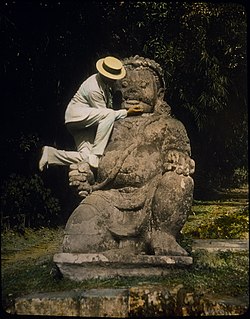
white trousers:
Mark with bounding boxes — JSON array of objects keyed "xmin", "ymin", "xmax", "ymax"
[{"xmin": 47, "ymin": 108, "xmax": 121, "ymax": 168}]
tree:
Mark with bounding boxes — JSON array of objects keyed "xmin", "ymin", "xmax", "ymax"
[
  {"xmin": 99, "ymin": 1, "xmax": 247, "ymax": 189},
  {"xmin": 0, "ymin": 0, "xmax": 247, "ymax": 224}
]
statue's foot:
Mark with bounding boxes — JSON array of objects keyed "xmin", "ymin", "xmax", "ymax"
[{"xmin": 149, "ymin": 230, "xmax": 188, "ymax": 256}]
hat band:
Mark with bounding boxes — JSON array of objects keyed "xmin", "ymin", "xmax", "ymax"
[{"xmin": 102, "ymin": 62, "xmax": 121, "ymax": 75}]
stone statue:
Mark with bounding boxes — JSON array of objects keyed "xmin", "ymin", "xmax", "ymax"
[{"xmin": 60, "ymin": 56, "xmax": 195, "ymax": 261}]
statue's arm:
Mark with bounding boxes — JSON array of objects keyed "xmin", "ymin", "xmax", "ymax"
[
  {"xmin": 161, "ymin": 119, "xmax": 195, "ymax": 176},
  {"xmin": 150, "ymin": 118, "xmax": 195, "ymax": 242}
]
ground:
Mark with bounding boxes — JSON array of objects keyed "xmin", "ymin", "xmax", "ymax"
[{"xmin": 1, "ymin": 186, "xmax": 249, "ymax": 312}]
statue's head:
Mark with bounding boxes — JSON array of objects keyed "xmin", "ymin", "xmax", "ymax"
[{"xmin": 113, "ymin": 55, "xmax": 170, "ymax": 114}]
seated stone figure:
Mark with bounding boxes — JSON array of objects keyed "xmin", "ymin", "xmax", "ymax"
[{"xmin": 63, "ymin": 56, "xmax": 195, "ymax": 257}]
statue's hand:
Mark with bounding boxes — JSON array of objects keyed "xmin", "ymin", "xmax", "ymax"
[
  {"xmin": 68, "ymin": 162, "xmax": 95, "ymax": 198},
  {"xmin": 127, "ymin": 105, "xmax": 144, "ymax": 116},
  {"xmin": 164, "ymin": 150, "xmax": 195, "ymax": 176},
  {"xmin": 77, "ymin": 181, "xmax": 92, "ymax": 199}
]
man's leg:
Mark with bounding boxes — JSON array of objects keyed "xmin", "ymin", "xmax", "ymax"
[
  {"xmin": 68, "ymin": 109, "xmax": 116, "ymax": 167},
  {"xmin": 39, "ymin": 146, "xmax": 88, "ymax": 171},
  {"xmin": 47, "ymin": 146, "xmax": 88, "ymax": 165},
  {"xmin": 89, "ymin": 109, "xmax": 116, "ymax": 155},
  {"xmin": 41, "ymin": 109, "xmax": 117, "ymax": 171}
]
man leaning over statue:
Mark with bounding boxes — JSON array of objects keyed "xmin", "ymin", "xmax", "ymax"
[{"xmin": 39, "ymin": 56, "xmax": 143, "ymax": 171}]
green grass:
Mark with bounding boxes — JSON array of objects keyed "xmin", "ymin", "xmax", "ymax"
[
  {"xmin": 182, "ymin": 202, "xmax": 249, "ymax": 239},
  {"xmin": 1, "ymin": 195, "xmax": 249, "ymax": 310}
]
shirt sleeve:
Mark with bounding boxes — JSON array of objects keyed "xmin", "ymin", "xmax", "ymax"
[
  {"xmin": 114, "ymin": 109, "xmax": 128, "ymax": 120},
  {"xmin": 88, "ymin": 90, "xmax": 128, "ymax": 119}
]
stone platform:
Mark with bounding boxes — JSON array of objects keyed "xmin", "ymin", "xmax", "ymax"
[
  {"xmin": 13, "ymin": 286, "xmax": 249, "ymax": 317},
  {"xmin": 53, "ymin": 253, "xmax": 193, "ymax": 281},
  {"xmin": 192, "ymin": 238, "xmax": 249, "ymax": 252}
]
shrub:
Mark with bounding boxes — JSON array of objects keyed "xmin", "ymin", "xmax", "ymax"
[
  {"xmin": 1, "ymin": 173, "xmax": 61, "ymax": 229},
  {"xmin": 231, "ymin": 167, "xmax": 248, "ymax": 187}
]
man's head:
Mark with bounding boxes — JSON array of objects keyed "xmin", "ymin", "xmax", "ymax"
[{"xmin": 96, "ymin": 56, "xmax": 126, "ymax": 85}]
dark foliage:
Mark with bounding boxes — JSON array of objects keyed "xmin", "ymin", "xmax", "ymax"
[{"xmin": 0, "ymin": 1, "xmax": 247, "ymax": 228}]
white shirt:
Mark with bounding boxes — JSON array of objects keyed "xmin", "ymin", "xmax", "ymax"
[{"xmin": 65, "ymin": 73, "xmax": 127, "ymax": 123}]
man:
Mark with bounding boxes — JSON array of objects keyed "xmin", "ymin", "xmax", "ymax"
[{"xmin": 39, "ymin": 56, "xmax": 143, "ymax": 171}]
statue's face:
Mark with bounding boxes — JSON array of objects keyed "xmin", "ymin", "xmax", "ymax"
[{"xmin": 114, "ymin": 67, "xmax": 158, "ymax": 113}]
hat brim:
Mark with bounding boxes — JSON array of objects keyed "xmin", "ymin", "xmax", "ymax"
[{"xmin": 96, "ymin": 58, "xmax": 126, "ymax": 80}]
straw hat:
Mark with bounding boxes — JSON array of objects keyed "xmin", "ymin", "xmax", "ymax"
[{"xmin": 96, "ymin": 56, "xmax": 126, "ymax": 80}]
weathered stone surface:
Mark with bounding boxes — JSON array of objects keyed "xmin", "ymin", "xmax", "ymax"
[
  {"xmin": 53, "ymin": 252, "xmax": 193, "ymax": 281},
  {"xmin": 56, "ymin": 56, "xmax": 196, "ymax": 279},
  {"xmin": 79, "ymin": 289, "xmax": 129, "ymax": 317},
  {"xmin": 14, "ymin": 291, "xmax": 81, "ymax": 316},
  {"xmin": 15, "ymin": 289, "xmax": 129, "ymax": 317},
  {"xmin": 129, "ymin": 286, "xmax": 176, "ymax": 317},
  {"xmin": 14, "ymin": 286, "xmax": 248, "ymax": 317},
  {"xmin": 175, "ymin": 288, "xmax": 249, "ymax": 316},
  {"xmin": 192, "ymin": 239, "xmax": 249, "ymax": 252}
]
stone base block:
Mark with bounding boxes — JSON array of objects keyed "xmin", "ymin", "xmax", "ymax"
[
  {"xmin": 53, "ymin": 253, "xmax": 193, "ymax": 281},
  {"xmin": 13, "ymin": 287, "xmax": 249, "ymax": 317},
  {"xmin": 14, "ymin": 289, "xmax": 129, "ymax": 317},
  {"xmin": 192, "ymin": 239, "xmax": 249, "ymax": 252}
]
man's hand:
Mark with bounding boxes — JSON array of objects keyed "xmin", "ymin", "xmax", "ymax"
[{"xmin": 127, "ymin": 105, "xmax": 144, "ymax": 116}]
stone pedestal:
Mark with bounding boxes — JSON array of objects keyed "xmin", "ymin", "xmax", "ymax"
[
  {"xmin": 53, "ymin": 253, "xmax": 193, "ymax": 281},
  {"xmin": 14, "ymin": 287, "xmax": 249, "ymax": 317}
]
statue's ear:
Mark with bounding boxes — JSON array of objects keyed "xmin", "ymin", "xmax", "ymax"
[
  {"xmin": 155, "ymin": 88, "xmax": 171, "ymax": 115},
  {"xmin": 157, "ymin": 88, "xmax": 165, "ymax": 101}
]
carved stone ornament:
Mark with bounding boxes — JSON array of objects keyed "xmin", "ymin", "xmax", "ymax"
[{"xmin": 54, "ymin": 56, "xmax": 195, "ymax": 280}]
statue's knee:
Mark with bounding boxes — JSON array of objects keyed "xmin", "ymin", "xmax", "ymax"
[
  {"xmin": 62, "ymin": 193, "xmax": 118, "ymax": 253},
  {"xmin": 152, "ymin": 172, "xmax": 194, "ymax": 232},
  {"xmin": 64, "ymin": 203, "xmax": 102, "ymax": 234},
  {"xmin": 62, "ymin": 203, "xmax": 106, "ymax": 252},
  {"xmin": 154, "ymin": 171, "xmax": 193, "ymax": 203}
]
